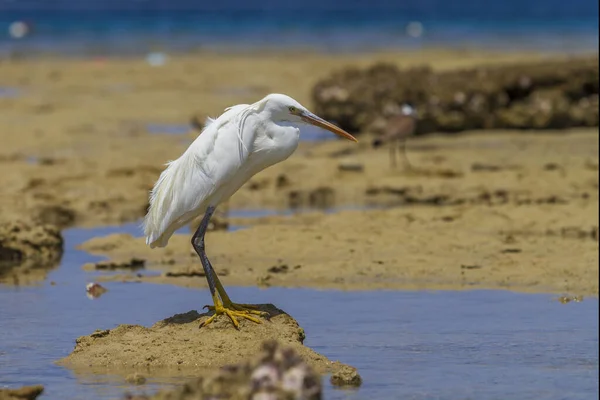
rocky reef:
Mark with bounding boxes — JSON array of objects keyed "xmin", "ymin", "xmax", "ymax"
[
  {"xmin": 0, "ymin": 385, "xmax": 44, "ymax": 400},
  {"xmin": 0, "ymin": 218, "xmax": 64, "ymax": 284},
  {"xmin": 311, "ymin": 56, "xmax": 599, "ymax": 135}
]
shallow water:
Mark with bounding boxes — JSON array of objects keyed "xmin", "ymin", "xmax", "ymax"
[
  {"xmin": 0, "ymin": 223, "xmax": 598, "ymax": 400},
  {"xmin": 0, "ymin": 87, "xmax": 21, "ymax": 98}
]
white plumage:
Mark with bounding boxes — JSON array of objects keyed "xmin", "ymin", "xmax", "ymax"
[
  {"xmin": 142, "ymin": 93, "xmax": 358, "ymax": 330},
  {"xmin": 143, "ymin": 93, "xmax": 357, "ymax": 249}
]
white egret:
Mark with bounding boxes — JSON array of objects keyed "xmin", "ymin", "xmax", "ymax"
[{"xmin": 143, "ymin": 93, "xmax": 358, "ymax": 329}]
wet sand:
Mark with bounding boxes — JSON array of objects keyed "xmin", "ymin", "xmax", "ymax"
[
  {"xmin": 0, "ymin": 49, "xmax": 573, "ymax": 226},
  {"xmin": 0, "ymin": 49, "xmax": 598, "ymax": 294},
  {"xmin": 76, "ymin": 130, "xmax": 599, "ymax": 296}
]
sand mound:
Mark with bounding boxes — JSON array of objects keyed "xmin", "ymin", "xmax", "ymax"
[{"xmin": 58, "ymin": 304, "xmax": 354, "ymax": 376}]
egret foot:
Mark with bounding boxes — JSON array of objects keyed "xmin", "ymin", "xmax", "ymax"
[
  {"xmin": 205, "ymin": 302, "xmax": 268, "ymax": 316},
  {"xmin": 200, "ymin": 301, "xmax": 266, "ymax": 330},
  {"xmin": 210, "ymin": 271, "xmax": 270, "ymax": 319},
  {"xmin": 199, "ymin": 267, "xmax": 269, "ymax": 329}
]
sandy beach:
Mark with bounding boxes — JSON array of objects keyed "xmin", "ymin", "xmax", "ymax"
[
  {"xmin": 1, "ymin": 49, "xmax": 598, "ymax": 295},
  {"xmin": 0, "ymin": 45, "xmax": 597, "ymax": 400},
  {"xmin": 77, "ymin": 129, "xmax": 598, "ymax": 296}
]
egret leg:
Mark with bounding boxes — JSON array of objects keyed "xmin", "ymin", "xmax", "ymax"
[
  {"xmin": 191, "ymin": 206, "xmax": 266, "ymax": 329},
  {"xmin": 208, "ymin": 265, "xmax": 267, "ymax": 315}
]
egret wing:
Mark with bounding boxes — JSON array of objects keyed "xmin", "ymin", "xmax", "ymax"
[{"xmin": 143, "ymin": 103, "xmax": 260, "ymax": 247}]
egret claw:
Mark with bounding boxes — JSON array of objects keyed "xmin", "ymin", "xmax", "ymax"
[
  {"xmin": 199, "ymin": 303, "xmax": 263, "ymax": 330},
  {"xmin": 204, "ymin": 302, "xmax": 270, "ymax": 318}
]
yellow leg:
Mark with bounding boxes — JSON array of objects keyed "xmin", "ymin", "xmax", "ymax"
[
  {"xmin": 200, "ymin": 270, "xmax": 269, "ymax": 329},
  {"xmin": 211, "ymin": 272, "xmax": 269, "ymax": 317},
  {"xmin": 199, "ymin": 287, "xmax": 264, "ymax": 329}
]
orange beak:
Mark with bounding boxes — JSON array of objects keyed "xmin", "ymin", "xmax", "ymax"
[{"xmin": 301, "ymin": 112, "xmax": 358, "ymax": 142}]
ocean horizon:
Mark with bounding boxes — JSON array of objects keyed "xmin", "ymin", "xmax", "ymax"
[{"xmin": 1, "ymin": 0, "xmax": 598, "ymax": 57}]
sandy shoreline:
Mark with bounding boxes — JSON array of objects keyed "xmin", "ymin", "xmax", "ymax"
[
  {"xmin": 1, "ymin": 49, "xmax": 598, "ymax": 295},
  {"xmin": 77, "ymin": 129, "xmax": 598, "ymax": 296},
  {"xmin": 0, "ymin": 49, "xmax": 597, "ymax": 400}
]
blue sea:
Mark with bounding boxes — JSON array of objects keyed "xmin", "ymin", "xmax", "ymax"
[{"xmin": 0, "ymin": 0, "xmax": 598, "ymax": 56}]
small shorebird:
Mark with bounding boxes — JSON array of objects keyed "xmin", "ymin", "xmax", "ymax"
[
  {"xmin": 371, "ymin": 104, "xmax": 417, "ymax": 169},
  {"xmin": 143, "ymin": 94, "xmax": 358, "ymax": 329}
]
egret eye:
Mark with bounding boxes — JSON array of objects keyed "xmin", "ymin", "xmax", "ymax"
[{"xmin": 288, "ymin": 106, "xmax": 297, "ymax": 113}]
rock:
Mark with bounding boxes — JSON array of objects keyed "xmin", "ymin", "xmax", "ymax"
[
  {"xmin": 86, "ymin": 282, "xmax": 108, "ymax": 299},
  {"xmin": 311, "ymin": 56, "xmax": 599, "ymax": 134},
  {"xmin": 163, "ymin": 265, "xmax": 229, "ymax": 277},
  {"xmin": 287, "ymin": 187, "xmax": 337, "ymax": 210},
  {"xmin": 125, "ymin": 340, "xmax": 322, "ymax": 400},
  {"xmin": 471, "ymin": 163, "xmax": 520, "ymax": 172},
  {"xmin": 288, "ymin": 190, "xmax": 304, "ymax": 209},
  {"xmin": 0, "ymin": 385, "xmax": 44, "ymax": 400},
  {"xmin": 82, "ymin": 257, "xmax": 145, "ymax": 271},
  {"xmin": 268, "ymin": 263, "xmax": 290, "ymax": 274},
  {"xmin": 32, "ymin": 204, "xmax": 76, "ymax": 229},
  {"xmin": 0, "ymin": 218, "xmax": 63, "ymax": 284},
  {"xmin": 337, "ymin": 161, "xmax": 364, "ymax": 173},
  {"xmin": 90, "ymin": 329, "xmax": 111, "ymax": 338},
  {"xmin": 329, "ymin": 365, "xmax": 362, "ymax": 387},
  {"xmin": 557, "ymin": 295, "xmax": 584, "ymax": 304},
  {"xmin": 58, "ymin": 305, "xmax": 356, "ymax": 378},
  {"xmin": 125, "ymin": 373, "xmax": 147, "ymax": 385},
  {"xmin": 275, "ymin": 174, "xmax": 291, "ymax": 189},
  {"xmin": 308, "ymin": 187, "xmax": 335, "ymax": 209}
]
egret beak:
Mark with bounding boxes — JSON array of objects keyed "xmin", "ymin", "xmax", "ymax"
[{"xmin": 301, "ymin": 112, "xmax": 358, "ymax": 142}]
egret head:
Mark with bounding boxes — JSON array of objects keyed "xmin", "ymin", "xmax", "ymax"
[{"xmin": 262, "ymin": 93, "xmax": 358, "ymax": 142}]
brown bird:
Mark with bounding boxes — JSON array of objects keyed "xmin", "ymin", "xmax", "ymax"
[{"xmin": 371, "ymin": 104, "xmax": 417, "ymax": 169}]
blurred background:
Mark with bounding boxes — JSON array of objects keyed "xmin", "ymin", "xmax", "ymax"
[{"xmin": 1, "ymin": 0, "xmax": 599, "ymax": 56}]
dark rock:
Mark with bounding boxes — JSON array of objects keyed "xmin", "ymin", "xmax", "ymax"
[
  {"xmin": 268, "ymin": 264, "xmax": 290, "ymax": 274},
  {"xmin": 276, "ymin": 174, "xmax": 292, "ymax": 188},
  {"xmin": 308, "ymin": 187, "xmax": 335, "ymax": 209},
  {"xmin": 337, "ymin": 161, "xmax": 364, "ymax": 172},
  {"xmin": 311, "ymin": 57, "xmax": 599, "ymax": 135},
  {"xmin": 32, "ymin": 204, "xmax": 76, "ymax": 229},
  {"xmin": 163, "ymin": 266, "xmax": 229, "ymax": 277},
  {"xmin": 125, "ymin": 373, "xmax": 146, "ymax": 385},
  {"xmin": 0, "ymin": 386, "xmax": 44, "ymax": 400},
  {"xmin": 0, "ymin": 219, "xmax": 63, "ymax": 282},
  {"xmin": 86, "ymin": 282, "xmax": 108, "ymax": 299},
  {"xmin": 83, "ymin": 258, "xmax": 145, "ymax": 271},
  {"xmin": 330, "ymin": 365, "xmax": 362, "ymax": 387}
]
